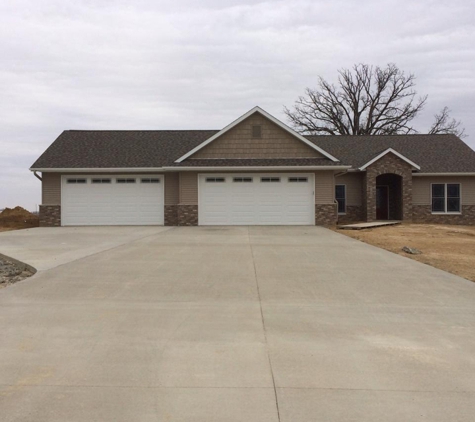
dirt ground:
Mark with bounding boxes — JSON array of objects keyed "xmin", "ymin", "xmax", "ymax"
[
  {"xmin": 0, "ymin": 206, "xmax": 39, "ymax": 233},
  {"xmin": 336, "ymin": 224, "xmax": 475, "ymax": 282}
]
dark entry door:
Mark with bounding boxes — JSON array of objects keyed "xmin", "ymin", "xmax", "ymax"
[{"xmin": 376, "ymin": 186, "xmax": 389, "ymax": 220}]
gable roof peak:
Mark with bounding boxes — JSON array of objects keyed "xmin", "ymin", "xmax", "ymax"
[
  {"xmin": 358, "ymin": 147, "xmax": 421, "ymax": 171},
  {"xmin": 174, "ymin": 106, "xmax": 340, "ymax": 163}
]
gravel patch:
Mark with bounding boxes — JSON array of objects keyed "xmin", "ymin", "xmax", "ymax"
[{"xmin": 0, "ymin": 258, "xmax": 34, "ymax": 288}]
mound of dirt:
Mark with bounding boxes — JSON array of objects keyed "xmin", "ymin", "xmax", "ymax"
[
  {"xmin": 0, "ymin": 206, "xmax": 39, "ymax": 230},
  {"xmin": 0, "ymin": 206, "xmax": 35, "ymax": 219}
]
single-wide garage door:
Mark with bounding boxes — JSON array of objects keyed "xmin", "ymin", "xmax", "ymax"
[
  {"xmin": 61, "ymin": 175, "xmax": 164, "ymax": 226},
  {"xmin": 198, "ymin": 173, "xmax": 314, "ymax": 225}
]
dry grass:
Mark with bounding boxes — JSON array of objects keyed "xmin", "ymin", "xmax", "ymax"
[{"xmin": 336, "ymin": 224, "xmax": 475, "ymax": 282}]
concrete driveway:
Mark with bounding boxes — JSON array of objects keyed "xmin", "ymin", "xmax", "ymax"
[{"xmin": 0, "ymin": 226, "xmax": 474, "ymax": 421}]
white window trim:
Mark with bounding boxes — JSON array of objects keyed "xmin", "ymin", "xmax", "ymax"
[
  {"xmin": 335, "ymin": 184, "xmax": 346, "ymax": 215},
  {"xmin": 288, "ymin": 177, "xmax": 308, "ymax": 183},
  {"xmin": 430, "ymin": 183, "xmax": 462, "ymax": 215}
]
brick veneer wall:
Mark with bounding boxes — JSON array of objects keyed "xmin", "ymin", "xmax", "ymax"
[
  {"xmin": 337, "ymin": 205, "xmax": 365, "ymax": 224},
  {"xmin": 177, "ymin": 205, "xmax": 198, "ymax": 226},
  {"xmin": 315, "ymin": 204, "xmax": 337, "ymax": 226},
  {"xmin": 366, "ymin": 153, "xmax": 413, "ymax": 222},
  {"xmin": 39, "ymin": 205, "xmax": 61, "ymax": 227},
  {"xmin": 413, "ymin": 205, "xmax": 475, "ymax": 226},
  {"xmin": 164, "ymin": 205, "xmax": 178, "ymax": 226}
]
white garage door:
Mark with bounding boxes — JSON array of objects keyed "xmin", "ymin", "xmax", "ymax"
[
  {"xmin": 61, "ymin": 175, "xmax": 164, "ymax": 226},
  {"xmin": 198, "ymin": 173, "xmax": 314, "ymax": 225}
]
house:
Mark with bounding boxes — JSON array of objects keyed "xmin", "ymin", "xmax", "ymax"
[{"xmin": 30, "ymin": 106, "xmax": 475, "ymax": 227}]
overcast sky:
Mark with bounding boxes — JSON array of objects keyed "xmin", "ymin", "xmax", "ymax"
[{"xmin": 1, "ymin": 0, "xmax": 474, "ymax": 211}]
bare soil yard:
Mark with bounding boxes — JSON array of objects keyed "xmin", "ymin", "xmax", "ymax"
[{"xmin": 337, "ymin": 224, "xmax": 475, "ymax": 282}]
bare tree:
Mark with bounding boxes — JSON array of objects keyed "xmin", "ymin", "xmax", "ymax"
[
  {"xmin": 429, "ymin": 106, "xmax": 465, "ymax": 138},
  {"xmin": 285, "ymin": 64, "xmax": 464, "ymax": 138}
]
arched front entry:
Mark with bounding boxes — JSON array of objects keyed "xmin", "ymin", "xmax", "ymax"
[{"xmin": 375, "ymin": 173, "xmax": 403, "ymax": 220}]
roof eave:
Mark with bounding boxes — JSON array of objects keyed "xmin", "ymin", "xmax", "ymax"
[
  {"xmin": 30, "ymin": 165, "xmax": 352, "ymax": 172},
  {"xmin": 163, "ymin": 165, "xmax": 351, "ymax": 171},
  {"xmin": 29, "ymin": 167, "xmax": 166, "ymax": 172},
  {"xmin": 413, "ymin": 172, "xmax": 475, "ymax": 176}
]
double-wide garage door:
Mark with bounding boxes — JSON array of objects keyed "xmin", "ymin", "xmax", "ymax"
[
  {"xmin": 199, "ymin": 173, "xmax": 315, "ymax": 225},
  {"xmin": 61, "ymin": 175, "xmax": 164, "ymax": 226}
]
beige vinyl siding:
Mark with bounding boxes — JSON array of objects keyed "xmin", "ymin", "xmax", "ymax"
[
  {"xmin": 335, "ymin": 173, "xmax": 364, "ymax": 206},
  {"xmin": 165, "ymin": 173, "xmax": 179, "ymax": 205},
  {"xmin": 192, "ymin": 113, "xmax": 322, "ymax": 159},
  {"xmin": 315, "ymin": 171, "xmax": 335, "ymax": 204},
  {"xmin": 42, "ymin": 172, "xmax": 61, "ymax": 204},
  {"xmin": 179, "ymin": 172, "xmax": 198, "ymax": 204},
  {"xmin": 413, "ymin": 176, "xmax": 475, "ymax": 205}
]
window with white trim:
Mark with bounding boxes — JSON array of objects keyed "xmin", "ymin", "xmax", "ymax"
[
  {"xmin": 141, "ymin": 178, "xmax": 160, "ymax": 183},
  {"xmin": 233, "ymin": 177, "xmax": 253, "ymax": 183},
  {"xmin": 92, "ymin": 178, "xmax": 111, "ymax": 184},
  {"xmin": 431, "ymin": 183, "xmax": 461, "ymax": 213},
  {"xmin": 335, "ymin": 185, "xmax": 346, "ymax": 214},
  {"xmin": 67, "ymin": 178, "xmax": 87, "ymax": 184},
  {"xmin": 206, "ymin": 177, "xmax": 225, "ymax": 183},
  {"xmin": 116, "ymin": 178, "xmax": 136, "ymax": 184},
  {"xmin": 288, "ymin": 177, "xmax": 308, "ymax": 183},
  {"xmin": 261, "ymin": 177, "xmax": 280, "ymax": 183}
]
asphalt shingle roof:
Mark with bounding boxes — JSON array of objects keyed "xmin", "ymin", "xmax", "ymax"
[
  {"xmin": 306, "ymin": 134, "xmax": 475, "ymax": 173},
  {"xmin": 31, "ymin": 130, "xmax": 218, "ymax": 169},
  {"xmin": 31, "ymin": 130, "xmax": 475, "ymax": 173}
]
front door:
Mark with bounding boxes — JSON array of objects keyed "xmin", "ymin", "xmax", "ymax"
[{"xmin": 376, "ymin": 186, "xmax": 389, "ymax": 220}]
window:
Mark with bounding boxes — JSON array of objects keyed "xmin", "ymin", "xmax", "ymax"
[
  {"xmin": 432, "ymin": 183, "xmax": 461, "ymax": 213},
  {"xmin": 335, "ymin": 185, "xmax": 346, "ymax": 214},
  {"xmin": 92, "ymin": 178, "xmax": 111, "ymax": 184},
  {"xmin": 67, "ymin": 178, "xmax": 87, "ymax": 184},
  {"xmin": 288, "ymin": 177, "xmax": 308, "ymax": 183},
  {"xmin": 233, "ymin": 177, "xmax": 253, "ymax": 183},
  {"xmin": 141, "ymin": 178, "xmax": 160, "ymax": 183},
  {"xmin": 206, "ymin": 177, "xmax": 225, "ymax": 183},
  {"xmin": 261, "ymin": 177, "xmax": 280, "ymax": 183},
  {"xmin": 116, "ymin": 178, "xmax": 136, "ymax": 184},
  {"xmin": 252, "ymin": 125, "xmax": 262, "ymax": 138}
]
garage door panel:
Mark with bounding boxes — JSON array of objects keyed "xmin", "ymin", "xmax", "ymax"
[
  {"xmin": 62, "ymin": 175, "xmax": 164, "ymax": 226},
  {"xmin": 199, "ymin": 173, "xmax": 314, "ymax": 226}
]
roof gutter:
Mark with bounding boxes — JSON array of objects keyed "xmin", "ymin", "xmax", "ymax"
[
  {"xmin": 29, "ymin": 168, "xmax": 167, "ymax": 173},
  {"xmin": 31, "ymin": 166, "xmax": 352, "ymax": 172},
  {"xmin": 412, "ymin": 172, "xmax": 475, "ymax": 176},
  {"xmin": 162, "ymin": 166, "xmax": 352, "ymax": 171}
]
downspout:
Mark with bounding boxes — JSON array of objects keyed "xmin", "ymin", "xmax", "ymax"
[{"xmin": 33, "ymin": 171, "xmax": 42, "ymax": 181}]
